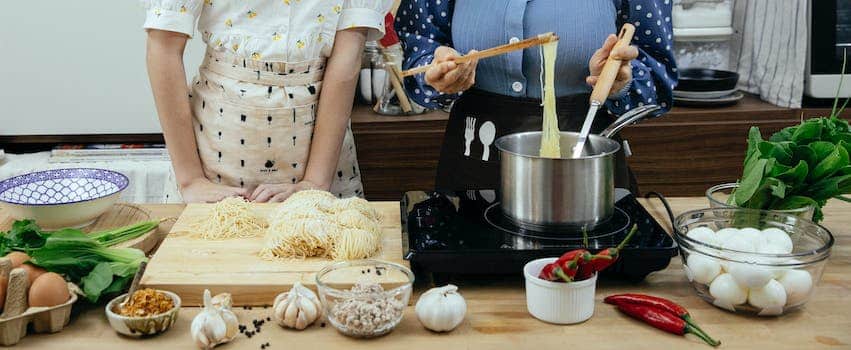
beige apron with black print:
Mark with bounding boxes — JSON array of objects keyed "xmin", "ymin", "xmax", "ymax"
[{"xmin": 189, "ymin": 49, "xmax": 364, "ymax": 198}]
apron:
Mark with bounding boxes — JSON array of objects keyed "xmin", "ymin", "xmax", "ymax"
[
  {"xmin": 189, "ymin": 49, "xmax": 364, "ymax": 198},
  {"xmin": 435, "ymin": 89, "xmax": 637, "ymax": 192}
]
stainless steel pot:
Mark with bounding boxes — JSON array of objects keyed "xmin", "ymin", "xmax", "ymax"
[
  {"xmin": 495, "ymin": 131, "xmax": 620, "ymax": 229},
  {"xmin": 494, "ymin": 105, "xmax": 661, "ymax": 229}
]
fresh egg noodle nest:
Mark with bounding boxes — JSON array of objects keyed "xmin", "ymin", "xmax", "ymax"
[
  {"xmin": 261, "ymin": 190, "xmax": 382, "ymax": 260},
  {"xmin": 192, "ymin": 197, "xmax": 267, "ymax": 240}
]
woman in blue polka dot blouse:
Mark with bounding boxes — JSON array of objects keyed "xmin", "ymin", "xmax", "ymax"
[{"xmin": 396, "ymin": 0, "xmax": 677, "ymax": 192}]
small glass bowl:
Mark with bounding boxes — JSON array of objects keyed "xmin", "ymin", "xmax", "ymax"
[
  {"xmin": 315, "ymin": 260, "xmax": 414, "ymax": 337},
  {"xmin": 706, "ymin": 183, "xmax": 815, "ymax": 220},
  {"xmin": 674, "ymin": 207, "xmax": 833, "ymax": 316}
]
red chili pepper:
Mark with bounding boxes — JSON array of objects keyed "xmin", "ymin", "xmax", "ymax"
[
  {"xmin": 604, "ymin": 293, "xmax": 707, "ymax": 334},
  {"xmin": 603, "ymin": 293, "xmax": 715, "ymax": 340},
  {"xmin": 555, "ymin": 249, "xmax": 588, "ymax": 267},
  {"xmin": 576, "ymin": 224, "xmax": 638, "ymax": 279},
  {"xmin": 616, "ymin": 303, "xmax": 721, "ymax": 347},
  {"xmin": 538, "ymin": 263, "xmax": 571, "ymax": 282}
]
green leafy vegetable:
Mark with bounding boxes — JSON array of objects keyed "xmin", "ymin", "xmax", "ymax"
[
  {"xmin": 0, "ymin": 219, "xmax": 154, "ymax": 302},
  {"xmin": 733, "ymin": 117, "xmax": 851, "ymax": 223},
  {"xmin": 731, "ymin": 54, "xmax": 851, "ymax": 223},
  {"xmin": 81, "ymin": 262, "xmax": 115, "ymax": 303}
]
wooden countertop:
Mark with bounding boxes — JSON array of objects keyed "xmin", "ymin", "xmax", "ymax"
[{"xmin": 4, "ymin": 197, "xmax": 850, "ymax": 349}]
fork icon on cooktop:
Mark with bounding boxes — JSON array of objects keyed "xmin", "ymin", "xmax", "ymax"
[{"xmin": 464, "ymin": 117, "xmax": 476, "ymax": 157}]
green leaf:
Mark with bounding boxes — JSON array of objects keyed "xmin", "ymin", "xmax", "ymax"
[
  {"xmin": 792, "ymin": 120, "xmax": 823, "ymax": 143},
  {"xmin": 809, "ymin": 141, "xmax": 837, "ymax": 162},
  {"xmin": 811, "ymin": 144, "xmax": 850, "ymax": 181},
  {"xmin": 758, "ymin": 141, "xmax": 793, "ymax": 164},
  {"xmin": 735, "ymin": 158, "xmax": 768, "ymax": 206},
  {"xmin": 746, "ymin": 127, "xmax": 763, "ymax": 155},
  {"xmin": 102, "ymin": 275, "xmax": 133, "ymax": 296},
  {"xmin": 793, "ymin": 145, "xmax": 818, "ymax": 169},
  {"xmin": 806, "ymin": 174, "xmax": 851, "ymax": 201},
  {"xmin": 745, "ymin": 178, "xmax": 786, "ymax": 209},
  {"xmin": 769, "ymin": 126, "xmax": 795, "ymax": 142},
  {"xmin": 770, "ymin": 179, "xmax": 787, "ymax": 198},
  {"xmin": 81, "ymin": 262, "xmax": 114, "ymax": 303},
  {"xmin": 109, "ymin": 262, "xmax": 138, "ymax": 278},
  {"xmin": 5, "ymin": 220, "xmax": 48, "ymax": 251},
  {"xmin": 774, "ymin": 195, "xmax": 818, "ymax": 211},
  {"xmin": 771, "ymin": 160, "xmax": 809, "ymax": 185}
]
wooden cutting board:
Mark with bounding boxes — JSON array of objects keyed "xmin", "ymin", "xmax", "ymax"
[{"xmin": 140, "ymin": 202, "xmax": 409, "ymax": 306}]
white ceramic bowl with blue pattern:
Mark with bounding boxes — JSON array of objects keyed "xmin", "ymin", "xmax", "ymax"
[{"xmin": 0, "ymin": 168, "xmax": 129, "ymax": 228}]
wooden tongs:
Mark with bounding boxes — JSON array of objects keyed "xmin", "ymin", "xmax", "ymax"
[{"xmin": 400, "ymin": 32, "xmax": 559, "ymax": 77}]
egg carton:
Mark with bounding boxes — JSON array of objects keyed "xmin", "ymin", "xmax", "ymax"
[{"xmin": 0, "ymin": 258, "xmax": 78, "ymax": 346}]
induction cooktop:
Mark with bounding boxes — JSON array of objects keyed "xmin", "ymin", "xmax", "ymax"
[{"xmin": 401, "ymin": 189, "xmax": 678, "ymax": 281}]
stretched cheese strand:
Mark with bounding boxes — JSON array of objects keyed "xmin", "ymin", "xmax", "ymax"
[{"xmin": 539, "ymin": 41, "xmax": 561, "ymax": 158}]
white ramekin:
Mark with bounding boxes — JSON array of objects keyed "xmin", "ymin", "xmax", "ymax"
[{"xmin": 523, "ymin": 257, "xmax": 597, "ymax": 324}]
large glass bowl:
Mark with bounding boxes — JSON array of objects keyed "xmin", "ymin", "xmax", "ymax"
[
  {"xmin": 315, "ymin": 260, "xmax": 414, "ymax": 337},
  {"xmin": 706, "ymin": 183, "xmax": 815, "ymax": 220},
  {"xmin": 674, "ymin": 208, "xmax": 833, "ymax": 316}
]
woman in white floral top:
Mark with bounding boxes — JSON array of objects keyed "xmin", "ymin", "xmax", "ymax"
[{"xmin": 143, "ymin": 0, "xmax": 392, "ymax": 203}]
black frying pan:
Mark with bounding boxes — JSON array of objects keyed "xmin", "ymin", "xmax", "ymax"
[{"xmin": 676, "ymin": 68, "xmax": 739, "ymax": 92}]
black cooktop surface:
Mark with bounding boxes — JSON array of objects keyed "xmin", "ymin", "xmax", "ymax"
[{"xmin": 401, "ymin": 189, "xmax": 678, "ymax": 281}]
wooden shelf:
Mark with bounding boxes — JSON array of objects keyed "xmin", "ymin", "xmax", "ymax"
[{"xmin": 3, "ymin": 94, "xmax": 849, "ymax": 200}]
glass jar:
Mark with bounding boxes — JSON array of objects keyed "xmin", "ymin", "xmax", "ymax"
[{"xmin": 705, "ymin": 183, "xmax": 816, "ymax": 221}]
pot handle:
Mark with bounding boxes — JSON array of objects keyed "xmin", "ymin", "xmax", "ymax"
[{"xmin": 599, "ymin": 105, "xmax": 661, "ymax": 139}]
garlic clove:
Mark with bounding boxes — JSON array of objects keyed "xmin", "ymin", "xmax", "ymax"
[
  {"xmin": 299, "ymin": 296, "xmax": 318, "ymax": 323},
  {"xmin": 284, "ymin": 298, "xmax": 299, "ymax": 328},
  {"xmin": 211, "ymin": 293, "xmax": 234, "ymax": 310},
  {"xmin": 295, "ymin": 308, "xmax": 309, "ymax": 330},
  {"xmin": 221, "ymin": 309, "xmax": 239, "ymax": 340}
]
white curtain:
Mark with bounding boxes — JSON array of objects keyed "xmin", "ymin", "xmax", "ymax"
[{"xmin": 730, "ymin": 0, "xmax": 808, "ymax": 108}]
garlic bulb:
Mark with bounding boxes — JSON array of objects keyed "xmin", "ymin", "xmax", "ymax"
[
  {"xmin": 415, "ymin": 284, "xmax": 466, "ymax": 332},
  {"xmin": 272, "ymin": 282, "xmax": 322, "ymax": 330},
  {"xmin": 192, "ymin": 289, "xmax": 239, "ymax": 349}
]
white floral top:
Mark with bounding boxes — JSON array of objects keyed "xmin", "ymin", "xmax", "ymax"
[{"xmin": 142, "ymin": 0, "xmax": 392, "ymax": 62}]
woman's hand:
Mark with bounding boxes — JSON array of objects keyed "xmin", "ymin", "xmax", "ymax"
[
  {"xmin": 425, "ymin": 46, "xmax": 478, "ymax": 94},
  {"xmin": 180, "ymin": 178, "xmax": 248, "ymax": 203},
  {"xmin": 586, "ymin": 34, "xmax": 639, "ymax": 97},
  {"xmin": 249, "ymin": 181, "xmax": 319, "ymax": 203}
]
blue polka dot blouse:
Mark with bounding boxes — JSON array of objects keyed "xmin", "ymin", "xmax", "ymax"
[{"xmin": 395, "ymin": 0, "xmax": 678, "ymax": 116}]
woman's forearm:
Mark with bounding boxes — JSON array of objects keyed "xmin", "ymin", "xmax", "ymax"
[
  {"xmin": 303, "ymin": 29, "xmax": 368, "ymax": 190},
  {"xmin": 146, "ymin": 30, "xmax": 204, "ymax": 188}
]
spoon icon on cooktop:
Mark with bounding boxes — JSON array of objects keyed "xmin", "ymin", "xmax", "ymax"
[{"xmin": 479, "ymin": 121, "xmax": 496, "ymax": 161}]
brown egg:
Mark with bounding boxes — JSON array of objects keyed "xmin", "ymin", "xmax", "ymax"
[
  {"xmin": 0, "ymin": 276, "xmax": 7, "ymax": 311},
  {"xmin": 5, "ymin": 252, "xmax": 30, "ymax": 267},
  {"xmin": 28, "ymin": 273, "xmax": 70, "ymax": 308},
  {"xmin": 20, "ymin": 264, "xmax": 46, "ymax": 286}
]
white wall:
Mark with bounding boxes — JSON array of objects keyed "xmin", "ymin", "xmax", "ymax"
[{"xmin": 0, "ymin": 0, "xmax": 205, "ymax": 136}]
